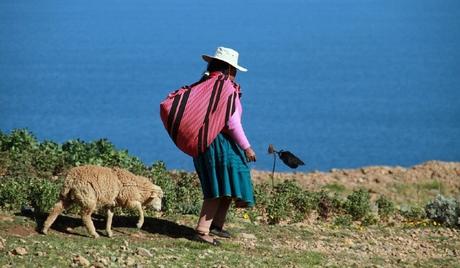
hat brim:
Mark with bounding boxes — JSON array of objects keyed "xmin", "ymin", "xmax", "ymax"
[{"xmin": 202, "ymin": 55, "xmax": 248, "ymax": 72}]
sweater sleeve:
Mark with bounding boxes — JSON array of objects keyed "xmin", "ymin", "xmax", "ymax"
[{"xmin": 223, "ymin": 97, "xmax": 251, "ymax": 150}]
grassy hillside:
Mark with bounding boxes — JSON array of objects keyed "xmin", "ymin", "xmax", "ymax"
[{"xmin": 0, "ymin": 129, "xmax": 459, "ymax": 267}]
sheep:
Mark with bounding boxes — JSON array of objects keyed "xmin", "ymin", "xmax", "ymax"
[{"xmin": 41, "ymin": 165, "xmax": 163, "ymax": 238}]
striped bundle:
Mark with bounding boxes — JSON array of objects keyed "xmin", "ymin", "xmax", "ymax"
[{"xmin": 160, "ymin": 74, "xmax": 240, "ymax": 157}]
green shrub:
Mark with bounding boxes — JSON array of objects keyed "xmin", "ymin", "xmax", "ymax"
[
  {"xmin": 254, "ymin": 182, "xmax": 272, "ymax": 208},
  {"xmin": 0, "ymin": 178, "xmax": 30, "ymax": 210},
  {"xmin": 376, "ymin": 195, "xmax": 396, "ymax": 220},
  {"xmin": 266, "ymin": 180, "xmax": 316, "ymax": 224},
  {"xmin": 315, "ymin": 191, "xmax": 343, "ymax": 220},
  {"xmin": 149, "ymin": 161, "xmax": 202, "ymax": 215},
  {"xmin": 266, "ymin": 192, "xmax": 290, "ymax": 224},
  {"xmin": 344, "ymin": 189, "xmax": 371, "ymax": 220},
  {"xmin": 399, "ymin": 205, "xmax": 426, "ymax": 221},
  {"xmin": 28, "ymin": 178, "xmax": 63, "ymax": 214},
  {"xmin": 0, "ymin": 129, "xmax": 39, "ymax": 177},
  {"xmin": 33, "ymin": 141, "xmax": 66, "ymax": 177},
  {"xmin": 0, "ymin": 177, "xmax": 62, "ymax": 213},
  {"xmin": 61, "ymin": 139, "xmax": 147, "ymax": 174},
  {"xmin": 172, "ymin": 171, "xmax": 202, "ymax": 215},
  {"xmin": 334, "ymin": 215, "xmax": 352, "ymax": 227},
  {"xmin": 1, "ymin": 129, "xmax": 39, "ymax": 152},
  {"xmin": 361, "ymin": 214, "xmax": 379, "ymax": 226},
  {"xmin": 425, "ymin": 195, "xmax": 460, "ymax": 228},
  {"xmin": 149, "ymin": 161, "xmax": 176, "ymax": 213}
]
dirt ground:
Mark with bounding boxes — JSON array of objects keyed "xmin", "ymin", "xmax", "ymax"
[{"xmin": 252, "ymin": 161, "xmax": 460, "ymax": 204}]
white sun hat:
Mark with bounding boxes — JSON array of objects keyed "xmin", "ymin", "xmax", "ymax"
[{"xmin": 202, "ymin": 46, "xmax": 248, "ymax": 72}]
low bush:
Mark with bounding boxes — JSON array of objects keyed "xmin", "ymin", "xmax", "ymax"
[
  {"xmin": 0, "ymin": 129, "xmax": 148, "ymax": 179},
  {"xmin": 0, "ymin": 177, "xmax": 62, "ymax": 213},
  {"xmin": 28, "ymin": 178, "xmax": 63, "ymax": 214},
  {"xmin": 399, "ymin": 205, "xmax": 426, "ymax": 221},
  {"xmin": 2, "ymin": 129, "xmax": 460, "ymax": 229},
  {"xmin": 149, "ymin": 161, "xmax": 202, "ymax": 215},
  {"xmin": 0, "ymin": 178, "xmax": 30, "ymax": 210},
  {"xmin": 265, "ymin": 180, "xmax": 316, "ymax": 224},
  {"xmin": 361, "ymin": 213, "xmax": 379, "ymax": 226},
  {"xmin": 425, "ymin": 194, "xmax": 460, "ymax": 228},
  {"xmin": 333, "ymin": 215, "xmax": 352, "ymax": 227},
  {"xmin": 344, "ymin": 189, "xmax": 371, "ymax": 221},
  {"xmin": 376, "ymin": 195, "xmax": 396, "ymax": 220},
  {"xmin": 315, "ymin": 191, "xmax": 343, "ymax": 220}
]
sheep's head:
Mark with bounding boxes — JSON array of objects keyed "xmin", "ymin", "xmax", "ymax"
[{"xmin": 145, "ymin": 184, "xmax": 163, "ymax": 211}]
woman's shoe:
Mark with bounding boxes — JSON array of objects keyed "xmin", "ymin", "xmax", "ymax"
[
  {"xmin": 193, "ymin": 233, "xmax": 221, "ymax": 246},
  {"xmin": 210, "ymin": 225, "xmax": 232, "ymax": 238}
]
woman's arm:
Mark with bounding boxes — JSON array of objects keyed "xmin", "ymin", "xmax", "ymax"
[
  {"xmin": 224, "ymin": 98, "xmax": 257, "ymax": 162},
  {"xmin": 225, "ymin": 99, "xmax": 250, "ymax": 150}
]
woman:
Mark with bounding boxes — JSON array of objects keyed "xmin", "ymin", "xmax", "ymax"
[{"xmin": 192, "ymin": 47, "xmax": 256, "ymax": 245}]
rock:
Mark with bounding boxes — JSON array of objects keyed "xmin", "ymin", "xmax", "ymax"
[
  {"xmin": 73, "ymin": 255, "xmax": 90, "ymax": 267},
  {"xmin": 137, "ymin": 247, "xmax": 153, "ymax": 257},
  {"xmin": 0, "ymin": 215, "xmax": 14, "ymax": 222},
  {"xmin": 12, "ymin": 247, "xmax": 27, "ymax": 256},
  {"xmin": 240, "ymin": 233, "xmax": 257, "ymax": 240},
  {"xmin": 0, "ymin": 237, "xmax": 5, "ymax": 251},
  {"xmin": 35, "ymin": 251, "xmax": 46, "ymax": 257},
  {"xmin": 95, "ymin": 257, "xmax": 109, "ymax": 267},
  {"xmin": 344, "ymin": 238, "xmax": 354, "ymax": 247},
  {"xmin": 126, "ymin": 257, "xmax": 136, "ymax": 266}
]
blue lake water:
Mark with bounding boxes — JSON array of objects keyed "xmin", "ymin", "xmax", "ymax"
[{"xmin": 1, "ymin": 0, "xmax": 459, "ymax": 171}]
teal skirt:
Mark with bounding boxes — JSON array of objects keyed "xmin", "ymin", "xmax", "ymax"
[{"xmin": 193, "ymin": 133, "xmax": 255, "ymax": 208}]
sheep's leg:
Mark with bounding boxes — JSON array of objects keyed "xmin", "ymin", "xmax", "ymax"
[
  {"xmin": 105, "ymin": 208, "xmax": 114, "ymax": 238},
  {"xmin": 42, "ymin": 200, "xmax": 70, "ymax": 235},
  {"xmin": 81, "ymin": 203, "xmax": 99, "ymax": 238},
  {"xmin": 128, "ymin": 201, "xmax": 144, "ymax": 229}
]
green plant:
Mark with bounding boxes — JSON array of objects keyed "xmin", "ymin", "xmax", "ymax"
[
  {"xmin": 148, "ymin": 162, "xmax": 202, "ymax": 215},
  {"xmin": 0, "ymin": 177, "xmax": 62, "ymax": 214},
  {"xmin": 315, "ymin": 191, "xmax": 343, "ymax": 220},
  {"xmin": 361, "ymin": 213, "xmax": 378, "ymax": 226},
  {"xmin": 265, "ymin": 180, "xmax": 316, "ymax": 224},
  {"xmin": 28, "ymin": 178, "xmax": 63, "ymax": 214},
  {"xmin": 149, "ymin": 161, "xmax": 176, "ymax": 213},
  {"xmin": 0, "ymin": 177, "xmax": 30, "ymax": 210},
  {"xmin": 333, "ymin": 215, "xmax": 352, "ymax": 227},
  {"xmin": 0, "ymin": 129, "xmax": 39, "ymax": 177},
  {"xmin": 172, "ymin": 171, "xmax": 202, "ymax": 215},
  {"xmin": 399, "ymin": 205, "xmax": 426, "ymax": 221},
  {"xmin": 425, "ymin": 194, "xmax": 460, "ymax": 228},
  {"xmin": 376, "ymin": 195, "xmax": 396, "ymax": 220},
  {"xmin": 254, "ymin": 182, "xmax": 272, "ymax": 208},
  {"xmin": 33, "ymin": 141, "xmax": 66, "ymax": 177},
  {"xmin": 1, "ymin": 129, "xmax": 39, "ymax": 152},
  {"xmin": 344, "ymin": 189, "xmax": 371, "ymax": 221}
]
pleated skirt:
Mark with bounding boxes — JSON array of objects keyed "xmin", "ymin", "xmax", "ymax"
[{"xmin": 193, "ymin": 133, "xmax": 255, "ymax": 208}]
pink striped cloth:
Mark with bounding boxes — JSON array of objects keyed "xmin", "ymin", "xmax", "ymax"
[{"xmin": 160, "ymin": 73, "xmax": 241, "ymax": 157}]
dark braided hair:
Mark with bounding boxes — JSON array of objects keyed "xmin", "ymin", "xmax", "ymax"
[{"xmin": 198, "ymin": 59, "xmax": 235, "ymax": 83}]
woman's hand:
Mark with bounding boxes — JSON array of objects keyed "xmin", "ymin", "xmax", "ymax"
[{"xmin": 244, "ymin": 147, "xmax": 257, "ymax": 162}]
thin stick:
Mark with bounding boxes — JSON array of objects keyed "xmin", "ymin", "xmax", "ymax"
[{"xmin": 271, "ymin": 153, "xmax": 277, "ymax": 189}]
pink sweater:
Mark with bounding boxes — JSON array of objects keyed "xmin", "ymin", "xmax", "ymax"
[{"xmin": 223, "ymin": 96, "xmax": 251, "ymax": 150}]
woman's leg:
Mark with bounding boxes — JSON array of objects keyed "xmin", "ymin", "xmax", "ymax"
[
  {"xmin": 211, "ymin": 197, "xmax": 232, "ymax": 230},
  {"xmin": 196, "ymin": 198, "xmax": 220, "ymax": 242}
]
